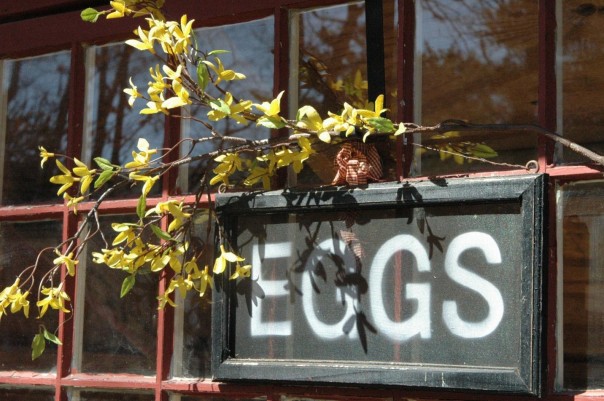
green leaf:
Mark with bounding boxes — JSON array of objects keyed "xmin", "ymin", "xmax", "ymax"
[
  {"xmin": 197, "ymin": 62, "xmax": 210, "ymax": 91},
  {"xmin": 367, "ymin": 117, "xmax": 394, "ymax": 133},
  {"xmin": 210, "ymin": 99, "xmax": 230, "ymax": 114},
  {"xmin": 257, "ymin": 116, "xmax": 286, "ymax": 130},
  {"xmin": 32, "ymin": 333, "xmax": 45, "ymax": 360},
  {"xmin": 81, "ymin": 7, "xmax": 101, "ymax": 23},
  {"xmin": 42, "ymin": 329, "xmax": 62, "ymax": 346},
  {"xmin": 208, "ymin": 49, "xmax": 230, "ymax": 56},
  {"xmin": 94, "ymin": 170, "xmax": 115, "ymax": 189},
  {"xmin": 120, "ymin": 275, "xmax": 136, "ymax": 298},
  {"xmin": 150, "ymin": 224, "xmax": 172, "ymax": 241},
  {"xmin": 94, "ymin": 157, "xmax": 116, "ymax": 171},
  {"xmin": 137, "ymin": 195, "xmax": 146, "ymax": 220}
]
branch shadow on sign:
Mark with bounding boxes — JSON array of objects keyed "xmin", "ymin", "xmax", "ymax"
[{"xmin": 219, "ymin": 184, "xmax": 448, "ymax": 355}]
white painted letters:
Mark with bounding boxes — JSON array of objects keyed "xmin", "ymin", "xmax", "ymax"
[
  {"xmin": 250, "ymin": 242, "xmax": 292, "ymax": 336},
  {"xmin": 249, "ymin": 232, "xmax": 504, "ymax": 342},
  {"xmin": 370, "ymin": 235, "xmax": 432, "ymax": 340},
  {"xmin": 442, "ymin": 232, "xmax": 504, "ymax": 338}
]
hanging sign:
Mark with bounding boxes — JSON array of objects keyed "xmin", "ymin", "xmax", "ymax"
[{"xmin": 212, "ymin": 175, "xmax": 545, "ymax": 394}]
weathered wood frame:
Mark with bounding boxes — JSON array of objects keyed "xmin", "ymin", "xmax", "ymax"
[{"xmin": 213, "ymin": 174, "xmax": 547, "ymax": 395}]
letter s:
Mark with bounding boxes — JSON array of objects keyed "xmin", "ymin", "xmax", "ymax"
[{"xmin": 442, "ymin": 232, "xmax": 504, "ymax": 338}]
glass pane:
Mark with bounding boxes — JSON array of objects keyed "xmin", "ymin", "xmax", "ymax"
[
  {"xmin": 232, "ymin": 203, "xmax": 524, "ymax": 365},
  {"xmin": 559, "ymin": 180, "xmax": 604, "ymax": 389},
  {"xmin": 172, "ymin": 215, "xmax": 213, "ymax": 378},
  {"xmin": 86, "ymin": 43, "xmax": 164, "ymax": 198},
  {"xmin": 416, "ymin": 0, "xmax": 538, "ymax": 175},
  {"xmin": 79, "ymin": 216, "xmax": 158, "ymax": 374},
  {"xmin": 294, "ymin": 2, "xmax": 398, "ymax": 185},
  {"xmin": 1, "ymin": 51, "xmax": 70, "ymax": 205},
  {"xmin": 77, "ymin": 390, "xmax": 153, "ymax": 401},
  {"xmin": 181, "ymin": 17, "xmax": 274, "ymax": 193},
  {"xmin": 0, "ymin": 221, "xmax": 61, "ymax": 372},
  {"xmin": 174, "ymin": 286, "xmax": 212, "ymax": 378},
  {"xmin": 0, "ymin": 387, "xmax": 54, "ymax": 400},
  {"xmin": 560, "ymin": 1, "xmax": 604, "ymax": 163}
]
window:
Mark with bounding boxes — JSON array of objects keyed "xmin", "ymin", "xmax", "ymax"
[{"xmin": 0, "ymin": 0, "xmax": 603, "ymax": 400}]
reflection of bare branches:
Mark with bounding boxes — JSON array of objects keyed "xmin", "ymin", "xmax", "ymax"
[{"xmin": 4, "ymin": 55, "xmax": 70, "ymax": 203}]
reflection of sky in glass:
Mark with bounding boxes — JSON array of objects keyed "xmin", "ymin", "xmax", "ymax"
[
  {"xmin": 2, "ymin": 51, "xmax": 71, "ymax": 204},
  {"xmin": 182, "ymin": 17, "xmax": 274, "ymax": 192},
  {"xmin": 86, "ymin": 43, "xmax": 164, "ymax": 166}
]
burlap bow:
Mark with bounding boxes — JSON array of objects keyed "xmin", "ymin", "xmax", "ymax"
[{"xmin": 332, "ymin": 141, "xmax": 382, "ymax": 186}]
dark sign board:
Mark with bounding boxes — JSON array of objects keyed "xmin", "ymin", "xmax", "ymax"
[{"xmin": 213, "ymin": 175, "xmax": 545, "ymax": 394}]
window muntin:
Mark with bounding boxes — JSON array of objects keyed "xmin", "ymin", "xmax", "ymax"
[
  {"xmin": 0, "ymin": 220, "xmax": 62, "ymax": 372},
  {"xmin": 559, "ymin": 0, "xmax": 604, "ymax": 163},
  {"xmin": 1, "ymin": 51, "xmax": 70, "ymax": 205},
  {"xmin": 290, "ymin": 2, "xmax": 398, "ymax": 186},
  {"xmin": 414, "ymin": 0, "xmax": 539, "ymax": 176},
  {"xmin": 74, "ymin": 390, "xmax": 154, "ymax": 400},
  {"xmin": 557, "ymin": 180, "xmax": 604, "ymax": 390}
]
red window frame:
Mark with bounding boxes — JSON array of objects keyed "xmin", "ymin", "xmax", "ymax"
[{"xmin": 1, "ymin": 1, "xmax": 603, "ymax": 400}]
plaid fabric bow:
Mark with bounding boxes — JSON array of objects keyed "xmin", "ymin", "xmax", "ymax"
[{"xmin": 332, "ymin": 141, "xmax": 383, "ymax": 186}]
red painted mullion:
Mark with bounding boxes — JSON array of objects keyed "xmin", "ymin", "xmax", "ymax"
[
  {"xmin": 0, "ymin": 371, "xmax": 55, "ymax": 387},
  {"xmin": 274, "ymin": 5, "xmax": 290, "ymax": 114},
  {"xmin": 0, "ymin": 204, "xmax": 63, "ymax": 220},
  {"xmin": 271, "ymin": 5, "xmax": 291, "ymax": 188},
  {"xmin": 56, "ymin": 211, "xmax": 78, "ymax": 401},
  {"xmin": 537, "ymin": 0, "xmax": 557, "ymax": 172},
  {"xmin": 155, "ymin": 113, "xmax": 181, "ymax": 401},
  {"xmin": 398, "ymin": 0, "xmax": 415, "ymax": 179},
  {"xmin": 54, "ymin": 42, "xmax": 87, "ymax": 401},
  {"xmin": 537, "ymin": 2, "xmax": 557, "ymax": 396},
  {"xmin": 61, "ymin": 373, "xmax": 156, "ymax": 390}
]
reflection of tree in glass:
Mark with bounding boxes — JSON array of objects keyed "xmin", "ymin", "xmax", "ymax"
[
  {"xmin": 88, "ymin": 44, "xmax": 164, "ymax": 198},
  {"xmin": 298, "ymin": 3, "xmax": 367, "ymax": 115},
  {"xmin": 420, "ymin": 0, "xmax": 539, "ymax": 126},
  {"xmin": 295, "ymin": 3, "xmax": 401, "ymax": 185},
  {"xmin": 3, "ymin": 53, "xmax": 70, "ymax": 204},
  {"xmin": 417, "ymin": 0, "xmax": 540, "ymax": 174},
  {"xmin": 561, "ymin": 0, "xmax": 604, "ymax": 158},
  {"xmin": 91, "ymin": 45, "xmax": 164, "ymax": 165}
]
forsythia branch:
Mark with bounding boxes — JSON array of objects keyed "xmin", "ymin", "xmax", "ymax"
[{"xmin": 3, "ymin": 0, "xmax": 602, "ymax": 360}]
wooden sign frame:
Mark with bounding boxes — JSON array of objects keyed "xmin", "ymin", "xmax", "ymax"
[{"xmin": 212, "ymin": 175, "xmax": 546, "ymax": 395}]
